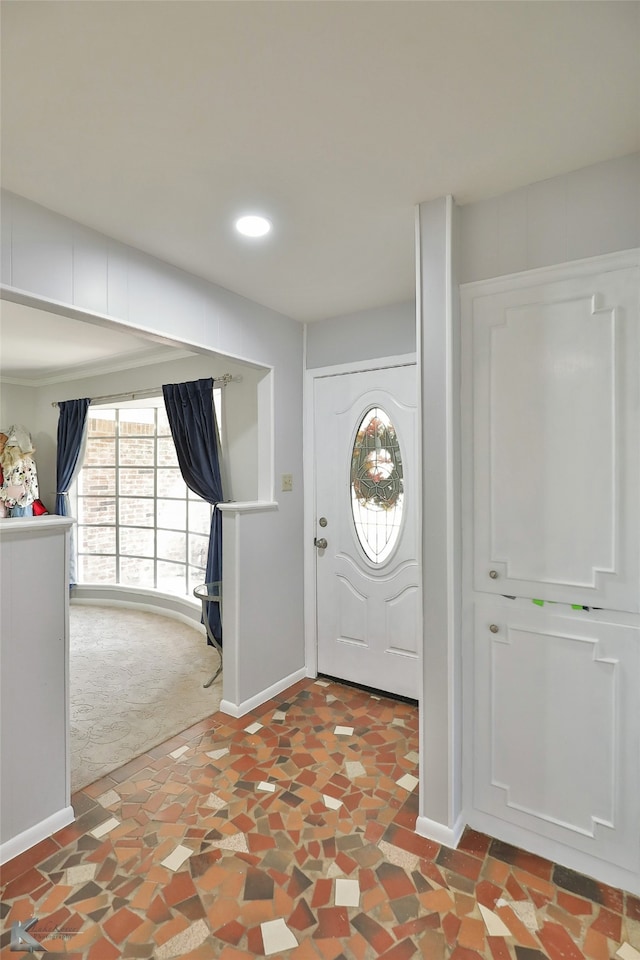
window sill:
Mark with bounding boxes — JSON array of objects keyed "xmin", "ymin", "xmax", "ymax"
[{"xmin": 217, "ymin": 501, "xmax": 278, "ymax": 514}]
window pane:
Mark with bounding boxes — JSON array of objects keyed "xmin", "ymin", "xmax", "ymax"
[
  {"xmin": 157, "ymin": 437, "xmax": 179, "ymax": 467},
  {"xmin": 119, "ymin": 468, "xmax": 155, "ymax": 497},
  {"xmin": 78, "ymin": 555, "xmax": 116, "ymax": 583},
  {"xmin": 157, "ymin": 468, "xmax": 185, "ymax": 498},
  {"xmin": 78, "ymin": 468, "xmax": 115, "ymax": 496},
  {"xmin": 77, "ymin": 497, "xmax": 116, "ymax": 525},
  {"xmin": 351, "ymin": 407, "xmax": 404, "ymax": 564},
  {"xmin": 156, "ymin": 405, "xmax": 171, "ymax": 436},
  {"xmin": 87, "ymin": 410, "xmax": 116, "ymax": 437},
  {"xmin": 120, "ymin": 527, "xmax": 155, "ymax": 558},
  {"xmin": 188, "ymin": 500, "xmax": 211, "ymax": 534},
  {"xmin": 189, "ymin": 566, "xmax": 207, "ymax": 593},
  {"xmin": 84, "ymin": 438, "xmax": 116, "ymax": 466},
  {"xmin": 119, "ymin": 497, "xmax": 155, "ymax": 527},
  {"xmin": 119, "ymin": 409, "xmax": 155, "ymax": 435},
  {"xmin": 157, "ymin": 498, "xmax": 186, "ymax": 530},
  {"xmin": 189, "ymin": 533, "xmax": 209, "ymax": 569},
  {"xmin": 157, "ymin": 561, "xmax": 186, "ymax": 595},
  {"xmin": 78, "ymin": 526, "xmax": 115, "ymax": 555},
  {"xmin": 119, "ymin": 437, "xmax": 154, "ymax": 466},
  {"xmin": 119, "ymin": 556, "xmax": 155, "ymax": 588},
  {"xmin": 157, "ymin": 529, "xmax": 186, "ymax": 563}
]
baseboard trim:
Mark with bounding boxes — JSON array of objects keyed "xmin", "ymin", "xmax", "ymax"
[
  {"xmin": 415, "ymin": 812, "xmax": 466, "ymax": 850},
  {"xmin": 220, "ymin": 667, "xmax": 308, "ymax": 718},
  {"xmin": 71, "ymin": 596, "xmax": 206, "ymax": 635},
  {"xmin": 1, "ymin": 806, "xmax": 75, "ymax": 865}
]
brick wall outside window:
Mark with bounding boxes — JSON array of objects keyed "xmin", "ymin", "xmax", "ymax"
[{"xmin": 76, "ymin": 405, "xmax": 214, "ymax": 596}]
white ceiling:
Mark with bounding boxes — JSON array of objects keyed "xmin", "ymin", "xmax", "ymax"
[
  {"xmin": 1, "ymin": 1, "xmax": 639, "ymax": 325},
  {"xmin": 0, "ymin": 300, "xmax": 185, "ymax": 384}
]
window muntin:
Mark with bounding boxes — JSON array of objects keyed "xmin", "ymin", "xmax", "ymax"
[
  {"xmin": 350, "ymin": 406, "xmax": 404, "ymax": 564},
  {"xmin": 76, "ymin": 397, "xmax": 220, "ymax": 596}
]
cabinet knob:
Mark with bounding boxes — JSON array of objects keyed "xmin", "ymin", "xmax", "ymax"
[
  {"xmin": 489, "ymin": 570, "xmax": 499, "ymax": 579},
  {"xmin": 489, "ymin": 624, "xmax": 499, "ymax": 633}
]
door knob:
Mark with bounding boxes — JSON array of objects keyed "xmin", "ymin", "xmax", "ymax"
[
  {"xmin": 489, "ymin": 570, "xmax": 499, "ymax": 579},
  {"xmin": 314, "ymin": 537, "xmax": 328, "ymax": 549},
  {"xmin": 489, "ymin": 624, "xmax": 499, "ymax": 633}
]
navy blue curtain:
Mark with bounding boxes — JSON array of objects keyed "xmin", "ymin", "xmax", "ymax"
[
  {"xmin": 56, "ymin": 398, "xmax": 91, "ymax": 516},
  {"xmin": 162, "ymin": 378, "xmax": 224, "ymax": 642}
]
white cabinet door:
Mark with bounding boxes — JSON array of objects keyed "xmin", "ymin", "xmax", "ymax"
[
  {"xmin": 462, "ymin": 254, "xmax": 640, "ymax": 612},
  {"xmin": 472, "ymin": 598, "xmax": 640, "ymax": 877}
]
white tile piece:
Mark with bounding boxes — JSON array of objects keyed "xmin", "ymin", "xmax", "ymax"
[
  {"xmin": 273, "ymin": 710, "xmax": 287, "ymax": 721},
  {"xmin": 495, "ymin": 898, "xmax": 510, "ymax": 909},
  {"xmin": 335, "ymin": 878, "xmax": 360, "ymax": 907},
  {"xmin": 161, "ymin": 844, "xmax": 193, "ymax": 872},
  {"xmin": 260, "ymin": 918, "xmax": 298, "ymax": 956},
  {"xmin": 326, "ymin": 862, "xmax": 343, "ymax": 878},
  {"xmin": 244, "ymin": 721, "xmax": 263, "ymax": 734},
  {"xmin": 323, "ymin": 794, "xmax": 342, "ymax": 810},
  {"xmin": 396, "ymin": 773, "xmax": 419, "ymax": 791},
  {"xmin": 404, "ymin": 751, "xmax": 420, "ymax": 764},
  {"xmin": 64, "ymin": 863, "xmax": 97, "ymax": 886},
  {"xmin": 371, "ymin": 695, "xmax": 381, "ymax": 700},
  {"xmin": 156, "ymin": 919, "xmax": 209, "ymax": 960},
  {"xmin": 96, "ymin": 789, "xmax": 121, "ymax": 808},
  {"xmin": 378, "ymin": 840, "xmax": 419, "ymax": 872},
  {"xmin": 345, "ymin": 761, "xmax": 366, "ymax": 779},
  {"xmin": 509, "ymin": 900, "xmax": 539, "ymax": 932},
  {"xmin": 90, "ymin": 817, "xmax": 120, "ymax": 839},
  {"xmin": 334, "ymin": 725, "xmax": 354, "ymax": 736},
  {"xmin": 206, "ymin": 747, "xmax": 229, "ymax": 761},
  {"xmin": 203, "ymin": 792, "xmax": 226, "ymax": 810},
  {"xmin": 325, "ymin": 695, "xmax": 337, "ymax": 704},
  {"xmin": 479, "ymin": 904, "xmax": 512, "ymax": 938},
  {"xmin": 169, "ymin": 745, "xmax": 189, "ymax": 759},
  {"xmin": 315, "ymin": 679, "xmax": 330, "ymax": 687},
  {"xmin": 617, "ymin": 944, "xmax": 640, "ymax": 960},
  {"xmin": 210, "ymin": 833, "xmax": 249, "ymax": 853},
  {"xmin": 257, "ymin": 781, "xmax": 276, "ymax": 793}
]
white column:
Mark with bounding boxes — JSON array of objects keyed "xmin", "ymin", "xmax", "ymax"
[{"xmin": 415, "ymin": 196, "xmax": 464, "ymax": 846}]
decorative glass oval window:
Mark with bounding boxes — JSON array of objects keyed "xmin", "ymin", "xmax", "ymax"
[{"xmin": 350, "ymin": 407, "xmax": 404, "ymax": 564}]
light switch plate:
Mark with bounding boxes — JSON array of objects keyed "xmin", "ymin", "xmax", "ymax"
[{"xmin": 281, "ymin": 473, "xmax": 293, "ymax": 492}]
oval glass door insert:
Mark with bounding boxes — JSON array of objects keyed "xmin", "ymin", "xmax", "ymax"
[{"xmin": 350, "ymin": 407, "xmax": 404, "ymax": 563}]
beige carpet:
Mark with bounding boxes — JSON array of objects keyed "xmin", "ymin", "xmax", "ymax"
[{"xmin": 70, "ymin": 604, "xmax": 222, "ymax": 792}]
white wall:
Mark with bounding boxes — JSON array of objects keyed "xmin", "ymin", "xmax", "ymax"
[
  {"xmin": 1, "ymin": 189, "xmax": 305, "ymax": 712},
  {"xmin": 0, "ymin": 381, "xmax": 37, "ymax": 436},
  {"xmin": 305, "ymin": 300, "xmax": 415, "ymax": 369},
  {"xmin": 459, "ymin": 152, "xmax": 640, "ymax": 283}
]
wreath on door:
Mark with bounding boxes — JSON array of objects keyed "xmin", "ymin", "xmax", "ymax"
[{"xmin": 351, "ymin": 412, "xmax": 403, "ymax": 510}]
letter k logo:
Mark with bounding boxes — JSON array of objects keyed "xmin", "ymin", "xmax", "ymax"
[{"xmin": 10, "ymin": 919, "xmax": 45, "ymax": 952}]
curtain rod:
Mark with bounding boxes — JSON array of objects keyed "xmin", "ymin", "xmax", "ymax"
[{"xmin": 51, "ymin": 374, "xmax": 241, "ymax": 408}]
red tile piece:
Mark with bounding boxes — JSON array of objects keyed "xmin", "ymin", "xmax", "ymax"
[
  {"xmin": 590, "ymin": 906, "xmax": 621, "ymax": 942},
  {"xmin": 313, "ymin": 906, "xmax": 351, "ymax": 939},
  {"xmin": 537, "ymin": 921, "xmax": 586, "ymax": 960}
]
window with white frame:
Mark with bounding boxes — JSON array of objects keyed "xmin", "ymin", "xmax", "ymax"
[{"xmin": 76, "ymin": 392, "xmax": 222, "ymax": 597}]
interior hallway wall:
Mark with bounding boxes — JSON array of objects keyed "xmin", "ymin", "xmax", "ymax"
[
  {"xmin": 305, "ymin": 300, "xmax": 415, "ymax": 369},
  {"xmin": 1, "ymin": 189, "xmax": 305, "ymax": 709}
]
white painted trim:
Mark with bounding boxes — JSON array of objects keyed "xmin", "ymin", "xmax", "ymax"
[
  {"xmin": 0, "ymin": 516, "xmax": 74, "ymax": 536},
  {"xmin": 0, "ymin": 284, "xmax": 272, "ymax": 372},
  {"xmin": 415, "ymin": 812, "xmax": 466, "ymax": 850},
  {"xmin": 71, "ymin": 597, "xmax": 207, "ymax": 635},
  {"xmin": 467, "ymin": 809, "xmax": 640, "ymax": 897},
  {"xmin": 308, "ymin": 353, "xmax": 417, "ymax": 380},
  {"xmin": 220, "ymin": 667, "xmax": 307, "ymax": 718},
  {"xmin": 0, "ymin": 806, "xmax": 74, "ymax": 866},
  {"xmin": 217, "ymin": 501, "xmax": 278, "ymax": 514},
  {"xmin": 459, "ymin": 247, "xmax": 639, "ymax": 296},
  {"xmin": 303, "ymin": 353, "xmax": 419, "ymax": 693}
]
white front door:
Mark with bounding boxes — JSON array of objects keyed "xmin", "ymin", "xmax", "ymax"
[{"xmin": 314, "ymin": 364, "xmax": 419, "ymax": 699}]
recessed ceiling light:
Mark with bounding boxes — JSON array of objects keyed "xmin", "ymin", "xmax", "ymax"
[{"xmin": 235, "ymin": 215, "xmax": 272, "ymax": 238}]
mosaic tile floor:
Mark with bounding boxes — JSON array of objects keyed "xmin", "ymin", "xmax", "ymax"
[{"xmin": 1, "ymin": 677, "xmax": 639, "ymax": 959}]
